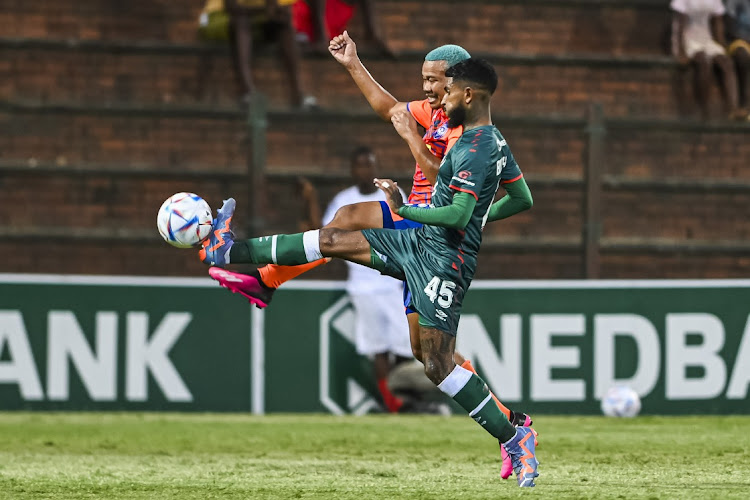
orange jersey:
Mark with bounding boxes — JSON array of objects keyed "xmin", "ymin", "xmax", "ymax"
[{"xmin": 406, "ymin": 99, "xmax": 464, "ymax": 205}]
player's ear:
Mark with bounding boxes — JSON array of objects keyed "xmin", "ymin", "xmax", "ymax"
[{"xmin": 464, "ymin": 86, "xmax": 474, "ymax": 105}]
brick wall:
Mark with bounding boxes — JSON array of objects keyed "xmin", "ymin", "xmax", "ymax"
[
  {"xmin": 3, "ymin": 45, "xmax": 691, "ymax": 118},
  {"xmin": 9, "ymin": 110, "xmax": 745, "ymax": 183},
  {"xmin": 376, "ymin": 1, "xmax": 671, "ymax": 57},
  {"xmin": 0, "ymin": 174, "xmax": 237, "ymax": 232},
  {"xmin": 2, "ymin": 112, "xmax": 247, "ymax": 171},
  {"xmin": 604, "ymin": 128, "xmax": 750, "ymax": 179},
  {"xmin": 1, "ymin": 0, "xmax": 671, "ymax": 56},
  {"xmin": 601, "ymin": 253, "xmax": 750, "ymax": 278},
  {"xmin": 602, "ymin": 190, "xmax": 750, "ymax": 240},
  {"xmin": 0, "ymin": 0, "xmax": 204, "ymax": 43}
]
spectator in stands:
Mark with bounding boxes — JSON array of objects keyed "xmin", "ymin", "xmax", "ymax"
[
  {"xmin": 293, "ymin": 0, "xmax": 392, "ymax": 56},
  {"xmin": 299, "ymin": 147, "xmax": 414, "ymax": 413},
  {"xmin": 725, "ymin": 0, "xmax": 750, "ymax": 116},
  {"xmin": 200, "ymin": 0, "xmax": 317, "ymax": 109},
  {"xmin": 671, "ymin": 0, "xmax": 747, "ymax": 120}
]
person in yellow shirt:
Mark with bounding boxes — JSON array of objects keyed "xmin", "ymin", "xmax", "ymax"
[{"xmin": 200, "ymin": 0, "xmax": 317, "ymax": 109}]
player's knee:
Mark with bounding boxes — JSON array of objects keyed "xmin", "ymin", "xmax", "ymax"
[
  {"xmin": 326, "ymin": 205, "xmax": 359, "ymax": 230},
  {"xmin": 318, "ymin": 227, "xmax": 344, "ymax": 252}
]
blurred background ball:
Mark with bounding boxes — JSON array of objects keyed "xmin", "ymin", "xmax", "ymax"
[
  {"xmin": 601, "ymin": 386, "xmax": 641, "ymax": 418},
  {"xmin": 157, "ymin": 192, "xmax": 213, "ymax": 248}
]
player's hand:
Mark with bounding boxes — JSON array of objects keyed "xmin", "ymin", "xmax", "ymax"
[
  {"xmin": 391, "ymin": 111, "xmax": 419, "ymax": 140},
  {"xmin": 298, "ymin": 178, "xmax": 317, "ymax": 201},
  {"xmin": 329, "ymin": 30, "xmax": 358, "ymax": 67},
  {"xmin": 374, "ymin": 178, "xmax": 403, "ymax": 213}
]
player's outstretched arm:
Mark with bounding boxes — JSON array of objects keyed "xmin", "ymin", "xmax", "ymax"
[
  {"xmin": 487, "ymin": 177, "xmax": 533, "ymax": 222},
  {"xmin": 391, "ymin": 111, "xmax": 441, "ymax": 185},
  {"xmin": 329, "ymin": 31, "xmax": 407, "ymax": 121},
  {"xmin": 375, "ymin": 178, "xmax": 476, "ymax": 229}
]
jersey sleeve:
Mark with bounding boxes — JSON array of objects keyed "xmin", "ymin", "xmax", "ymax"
[
  {"xmin": 500, "ymin": 152, "xmax": 523, "ymax": 184},
  {"xmin": 406, "ymin": 99, "xmax": 433, "ymax": 129}
]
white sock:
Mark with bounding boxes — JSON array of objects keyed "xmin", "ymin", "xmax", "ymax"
[{"xmin": 302, "ymin": 230, "xmax": 322, "ymax": 262}]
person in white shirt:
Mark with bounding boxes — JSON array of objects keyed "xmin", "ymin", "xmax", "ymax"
[
  {"xmin": 671, "ymin": 0, "xmax": 747, "ymax": 119},
  {"xmin": 320, "ymin": 146, "xmax": 413, "ymax": 412}
]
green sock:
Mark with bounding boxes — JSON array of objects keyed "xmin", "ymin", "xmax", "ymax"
[
  {"xmin": 229, "ymin": 233, "xmax": 309, "ymax": 265},
  {"xmin": 440, "ymin": 367, "xmax": 516, "ymax": 442}
]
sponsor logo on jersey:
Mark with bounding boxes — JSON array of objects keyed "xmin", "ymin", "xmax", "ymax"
[
  {"xmin": 433, "ymin": 124, "xmax": 448, "ymax": 139},
  {"xmin": 451, "ymin": 175, "xmax": 476, "ymax": 187},
  {"xmin": 435, "ymin": 310, "xmax": 448, "ymax": 321},
  {"xmin": 458, "ymin": 170, "xmax": 472, "ymax": 179}
]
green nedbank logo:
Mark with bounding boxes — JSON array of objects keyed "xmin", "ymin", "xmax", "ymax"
[
  {"xmin": 0, "ymin": 310, "xmax": 192, "ymax": 402},
  {"xmin": 2, "ymin": 277, "xmax": 750, "ymax": 414},
  {"xmin": 455, "ymin": 313, "xmax": 750, "ymax": 403},
  {"xmin": 318, "ymin": 306, "xmax": 750, "ymax": 415}
]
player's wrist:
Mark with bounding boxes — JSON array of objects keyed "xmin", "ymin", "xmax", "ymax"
[{"xmin": 346, "ymin": 57, "xmax": 364, "ymax": 73}]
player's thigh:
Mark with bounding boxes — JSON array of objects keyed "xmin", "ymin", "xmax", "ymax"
[
  {"xmin": 318, "ymin": 228, "xmax": 372, "ymax": 266},
  {"xmin": 325, "ymin": 201, "xmax": 384, "ymax": 231}
]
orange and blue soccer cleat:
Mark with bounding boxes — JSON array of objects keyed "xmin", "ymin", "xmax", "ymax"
[
  {"xmin": 502, "ymin": 426, "xmax": 539, "ymax": 488},
  {"xmin": 208, "ymin": 267, "xmax": 274, "ymax": 309},
  {"xmin": 500, "ymin": 411, "xmax": 535, "ymax": 479},
  {"xmin": 199, "ymin": 198, "xmax": 236, "ymax": 267}
]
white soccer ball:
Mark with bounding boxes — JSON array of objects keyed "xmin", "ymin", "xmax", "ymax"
[
  {"xmin": 157, "ymin": 192, "xmax": 213, "ymax": 248},
  {"xmin": 601, "ymin": 386, "xmax": 641, "ymax": 418}
]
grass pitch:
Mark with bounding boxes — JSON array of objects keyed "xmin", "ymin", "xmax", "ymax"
[{"xmin": 0, "ymin": 413, "xmax": 748, "ymax": 499}]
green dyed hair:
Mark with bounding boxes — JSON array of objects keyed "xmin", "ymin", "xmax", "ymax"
[{"xmin": 424, "ymin": 44, "xmax": 471, "ymax": 68}]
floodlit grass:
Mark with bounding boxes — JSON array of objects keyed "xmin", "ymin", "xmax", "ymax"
[{"xmin": 0, "ymin": 413, "xmax": 748, "ymax": 499}]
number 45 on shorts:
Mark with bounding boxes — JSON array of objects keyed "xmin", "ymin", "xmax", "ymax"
[{"xmin": 424, "ymin": 277, "xmax": 456, "ymax": 308}]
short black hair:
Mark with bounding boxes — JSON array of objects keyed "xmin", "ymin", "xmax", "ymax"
[
  {"xmin": 350, "ymin": 145, "xmax": 375, "ymax": 164},
  {"xmin": 445, "ymin": 58, "xmax": 498, "ymax": 95}
]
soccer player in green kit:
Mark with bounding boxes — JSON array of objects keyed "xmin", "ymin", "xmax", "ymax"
[{"xmin": 200, "ymin": 58, "xmax": 539, "ymax": 487}]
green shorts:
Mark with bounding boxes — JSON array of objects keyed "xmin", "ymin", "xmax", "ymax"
[{"xmin": 362, "ymin": 227, "xmax": 467, "ymax": 336}]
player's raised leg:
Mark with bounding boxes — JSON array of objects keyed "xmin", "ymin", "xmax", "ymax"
[
  {"xmin": 201, "ymin": 200, "xmax": 374, "ymax": 270},
  {"xmin": 208, "ymin": 201, "xmax": 386, "ymax": 307}
]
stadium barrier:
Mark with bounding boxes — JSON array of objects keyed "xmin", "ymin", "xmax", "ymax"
[{"xmin": 1, "ymin": 274, "xmax": 749, "ymax": 414}]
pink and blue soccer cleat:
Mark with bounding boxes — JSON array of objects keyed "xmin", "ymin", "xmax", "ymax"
[
  {"xmin": 502, "ymin": 426, "xmax": 539, "ymax": 487},
  {"xmin": 500, "ymin": 412, "xmax": 536, "ymax": 479},
  {"xmin": 208, "ymin": 267, "xmax": 274, "ymax": 309},
  {"xmin": 199, "ymin": 198, "xmax": 236, "ymax": 267}
]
